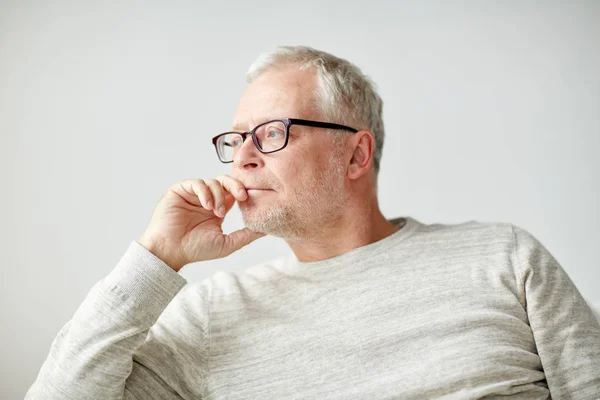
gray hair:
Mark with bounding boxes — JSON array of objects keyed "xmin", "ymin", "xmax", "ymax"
[{"xmin": 246, "ymin": 46, "xmax": 385, "ymax": 182}]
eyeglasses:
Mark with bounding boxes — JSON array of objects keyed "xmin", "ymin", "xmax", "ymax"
[{"xmin": 211, "ymin": 118, "xmax": 359, "ymax": 163}]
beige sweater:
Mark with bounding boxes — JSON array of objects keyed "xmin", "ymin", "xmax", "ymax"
[{"xmin": 26, "ymin": 217, "xmax": 600, "ymax": 399}]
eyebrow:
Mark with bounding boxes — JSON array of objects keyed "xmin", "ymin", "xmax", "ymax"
[{"xmin": 231, "ymin": 116, "xmax": 281, "ymax": 132}]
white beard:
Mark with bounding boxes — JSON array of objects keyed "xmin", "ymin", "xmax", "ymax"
[{"xmin": 240, "ymin": 153, "xmax": 346, "ymax": 240}]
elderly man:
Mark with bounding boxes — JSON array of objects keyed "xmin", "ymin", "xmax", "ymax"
[{"xmin": 27, "ymin": 46, "xmax": 599, "ymax": 399}]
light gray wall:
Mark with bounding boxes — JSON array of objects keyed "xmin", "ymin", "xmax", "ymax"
[{"xmin": 1, "ymin": 1, "xmax": 599, "ymax": 398}]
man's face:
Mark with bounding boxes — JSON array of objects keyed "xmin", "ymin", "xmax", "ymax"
[{"xmin": 231, "ymin": 66, "xmax": 347, "ymax": 239}]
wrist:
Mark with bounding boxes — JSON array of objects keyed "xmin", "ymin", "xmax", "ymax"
[{"xmin": 138, "ymin": 233, "xmax": 184, "ymax": 272}]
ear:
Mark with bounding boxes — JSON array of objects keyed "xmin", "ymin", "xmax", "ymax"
[{"xmin": 347, "ymin": 130, "xmax": 374, "ymax": 181}]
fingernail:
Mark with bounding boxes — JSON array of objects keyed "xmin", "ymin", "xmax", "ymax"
[
  {"xmin": 238, "ymin": 188, "xmax": 246, "ymax": 197},
  {"xmin": 219, "ymin": 206, "xmax": 226, "ymax": 216},
  {"xmin": 207, "ymin": 200, "xmax": 213, "ymax": 208}
]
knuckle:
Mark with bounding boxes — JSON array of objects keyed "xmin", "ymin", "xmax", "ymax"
[
  {"xmin": 205, "ymin": 178, "xmax": 219, "ymax": 187},
  {"xmin": 212, "ymin": 182, "xmax": 225, "ymax": 193},
  {"xmin": 199, "ymin": 183, "xmax": 210, "ymax": 194}
]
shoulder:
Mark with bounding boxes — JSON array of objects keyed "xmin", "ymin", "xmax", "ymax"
[
  {"xmin": 412, "ymin": 217, "xmax": 516, "ymax": 245},
  {"xmin": 416, "ymin": 219, "xmax": 553, "ymax": 271},
  {"xmin": 405, "ymin": 218, "xmax": 549, "ymax": 264},
  {"xmin": 193, "ymin": 256, "xmax": 290, "ymax": 298}
]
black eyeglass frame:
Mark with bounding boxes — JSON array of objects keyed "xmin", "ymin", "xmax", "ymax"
[{"xmin": 211, "ymin": 118, "xmax": 359, "ymax": 163}]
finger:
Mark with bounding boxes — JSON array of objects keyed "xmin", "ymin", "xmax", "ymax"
[
  {"xmin": 216, "ymin": 175, "xmax": 248, "ymax": 201},
  {"xmin": 223, "ymin": 193, "xmax": 236, "ymax": 214},
  {"xmin": 189, "ymin": 179, "xmax": 214, "ymax": 210},
  {"xmin": 221, "ymin": 228, "xmax": 266, "ymax": 256},
  {"xmin": 175, "ymin": 180, "xmax": 204, "ymax": 207},
  {"xmin": 205, "ymin": 179, "xmax": 227, "ymax": 218}
]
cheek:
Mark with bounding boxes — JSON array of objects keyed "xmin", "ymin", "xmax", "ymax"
[
  {"xmin": 270, "ymin": 158, "xmax": 308, "ymax": 196},
  {"xmin": 276, "ymin": 165, "xmax": 302, "ymax": 192},
  {"xmin": 271, "ymin": 142, "xmax": 331, "ymax": 192}
]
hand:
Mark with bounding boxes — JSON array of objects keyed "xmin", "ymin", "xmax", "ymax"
[{"xmin": 138, "ymin": 177, "xmax": 265, "ymax": 272}]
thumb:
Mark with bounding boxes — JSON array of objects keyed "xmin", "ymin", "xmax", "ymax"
[{"xmin": 221, "ymin": 228, "xmax": 266, "ymax": 256}]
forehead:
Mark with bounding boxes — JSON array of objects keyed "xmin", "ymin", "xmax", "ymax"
[{"xmin": 232, "ymin": 66, "xmax": 318, "ymax": 130}]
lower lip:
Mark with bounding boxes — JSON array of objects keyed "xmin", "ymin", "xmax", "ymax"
[{"xmin": 247, "ymin": 189, "xmax": 272, "ymax": 196}]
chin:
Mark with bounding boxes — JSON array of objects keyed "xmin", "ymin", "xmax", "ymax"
[
  {"xmin": 240, "ymin": 206, "xmax": 281, "ymax": 232},
  {"xmin": 241, "ymin": 205, "xmax": 303, "ymax": 240}
]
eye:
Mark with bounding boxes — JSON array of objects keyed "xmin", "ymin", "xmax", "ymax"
[{"xmin": 266, "ymin": 128, "xmax": 284, "ymax": 139}]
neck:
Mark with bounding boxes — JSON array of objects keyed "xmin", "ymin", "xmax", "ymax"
[{"xmin": 285, "ymin": 197, "xmax": 400, "ymax": 263}]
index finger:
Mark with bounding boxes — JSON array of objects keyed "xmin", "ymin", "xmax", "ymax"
[{"xmin": 216, "ymin": 175, "xmax": 248, "ymax": 201}]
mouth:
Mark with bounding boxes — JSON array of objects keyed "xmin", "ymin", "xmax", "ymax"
[{"xmin": 246, "ymin": 188, "xmax": 273, "ymax": 196}]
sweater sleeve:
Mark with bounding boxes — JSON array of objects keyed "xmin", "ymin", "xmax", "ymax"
[
  {"xmin": 25, "ymin": 241, "xmax": 188, "ymax": 400},
  {"xmin": 512, "ymin": 225, "xmax": 600, "ymax": 399}
]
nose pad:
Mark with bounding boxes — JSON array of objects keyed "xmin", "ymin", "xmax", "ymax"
[{"xmin": 239, "ymin": 134, "xmax": 258, "ymax": 153}]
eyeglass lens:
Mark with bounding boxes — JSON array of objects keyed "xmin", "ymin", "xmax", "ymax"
[{"xmin": 216, "ymin": 120, "xmax": 286, "ymax": 162}]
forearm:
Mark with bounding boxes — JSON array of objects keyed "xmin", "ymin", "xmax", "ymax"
[{"xmin": 25, "ymin": 241, "xmax": 187, "ymax": 400}]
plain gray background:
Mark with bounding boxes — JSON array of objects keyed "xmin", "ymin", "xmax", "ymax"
[{"xmin": 1, "ymin": 1, "xmax": 599, "ymax": 398}]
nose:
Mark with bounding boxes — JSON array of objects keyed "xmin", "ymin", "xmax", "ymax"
[{"xmin": 233, "ymin": 134, "xmax": 264, "ymax": 170}]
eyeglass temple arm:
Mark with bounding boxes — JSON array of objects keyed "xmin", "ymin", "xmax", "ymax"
[{"xmin": 289, "ymin": 118, "xmax": 359, "ymax": 133}]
